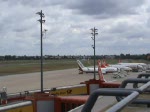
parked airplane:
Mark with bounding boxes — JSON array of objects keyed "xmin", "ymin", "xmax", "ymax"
[
  {"xmin": 117, "ymin": 59, "xmax": 147, "ymax": 71},
  {"xmin": 77, "ymin": 60, "xmax": 118, "ymax": 74},
  {"xmin": 102, "ymin": 59, "xmax": 132, "ymax": 72},
  {"xmin": 118, "ymin": 62, "xmax": 147, "ymax": 71}
]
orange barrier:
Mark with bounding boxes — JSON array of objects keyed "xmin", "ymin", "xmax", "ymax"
[
  {"xmin": 82, "ymin": 79, "xmax": 120, "ymax": 94},
  {"xmin": 54, "ymin": 95, "xmax": 88, "ymax": 112}
]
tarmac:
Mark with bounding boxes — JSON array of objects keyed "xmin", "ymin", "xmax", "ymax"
[
  {"xmin": 0, "ymin": 68, "xmax": 96, "ymax": 93},
  {"xmin": 0, "ymin": 68, "xmax": 149, "ymax": 111},
  {"xmin": 0, "ymin": 68, "xmax": 132, "ymax": 93}
]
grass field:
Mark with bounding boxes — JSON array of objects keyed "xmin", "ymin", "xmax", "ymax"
[
  {"xmin": 0, "ymin": 59, "xmax": 77, "ymax": 75},
  {"xmin": 0, "ymin": 59, "xmax": 149, "ymax": 75}
]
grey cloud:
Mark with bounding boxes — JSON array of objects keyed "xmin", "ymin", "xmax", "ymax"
[
  {"xmin": 64, "ymin": 0, "xmax": 145, "ymax": 18},
  {"xmin": 0, "ymin": 0, "xmax": 149, "ymax": 55},
  {"xmin": 2, "ymin": 0, "xmax": 65, "ymax": 7},
  {"xmin": 94, "ymin": 17, "xmax": 150, "ymax": 54},
  {"xmin": 105, "ymin": 20, "xmax": 150, "ymax": 40}
]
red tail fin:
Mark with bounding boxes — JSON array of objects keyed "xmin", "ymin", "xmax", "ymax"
[
  {"xmin": 98, "ymin": 60, "xmax": 106, "ymax": 82},
  {"xmin": 103, "ymin": 59, "xmax": 109, "ymax": 66},
  {"xmin": 118, "ymin": 59, "xmax": 122, "ymax": 63},
  {"xmin": 101, "ymin": 59, "xmax": 106, "ymax": 68}
]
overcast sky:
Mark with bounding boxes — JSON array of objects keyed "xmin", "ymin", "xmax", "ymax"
[{"xmin": 0, "ymin": 0, "xmax": 150, "ymax": 56}]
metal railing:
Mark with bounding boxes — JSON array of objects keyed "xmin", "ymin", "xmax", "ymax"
[
  {"xmin": 81, "ymin": 89, "xmax": 138, "ymax": 112},
  {"xmin": 0, "ymin": 101, "xmax": 32, "ymax": 111},
  {"xmin": 81, "ymin": 73, "xmax": 150, "ymax": 112},
  {"xmin": 106, "ymin": 91, "xmax": 139, "ymax": 112}
]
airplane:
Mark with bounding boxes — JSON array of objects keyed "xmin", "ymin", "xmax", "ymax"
[
  {"xmin": 118, "ymin": 63, "xmax": 145, "ymax": 71},
  {"xmin": 77, "ymin": 60, "xmax": 118, "ymax": 74},
  {"xmin": 118, "ymin": 62, "xmax": 147, "ymax": 71},
  {"xmin": 102, "ymin": 59, "xmax": 132, "ymax": 72}
]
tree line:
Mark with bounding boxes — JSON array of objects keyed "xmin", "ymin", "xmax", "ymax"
[{"xmin": 0, "ymin": 53, "xmax": 149, "ymax": 61}]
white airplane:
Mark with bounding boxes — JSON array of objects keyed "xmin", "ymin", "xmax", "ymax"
[
  {"xmin": 77, "ymin": 60, "xmax": 118, "ymax": 74},
  {"xmin": 102, "ymin": 60, "xmax": 132, "ymax": 72},
  {"xmin": 118, "ymin": 62, "xmax": 147, "ymax": 71},
  {"xmin": 109, "ymin": 64, "xmax": 132, "ymax": 72}
]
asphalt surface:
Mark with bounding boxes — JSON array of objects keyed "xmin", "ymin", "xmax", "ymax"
[
  {"xmin": 0, "ymin": 68, "xmax": 97, "ymax": 93},
  {"xmin": 0, "ymin": 68, "xmax": 142, "ymax": 93},
  {"xmin": 0, "ymin": 69, "xmax": 149, "ymax": 112}
]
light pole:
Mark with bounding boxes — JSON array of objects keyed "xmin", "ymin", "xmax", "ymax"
[
  {"xmin": 91, "ymin": 27, "xmax": 98, "ymax": 80},
  {"xmin": 36, "ymin": 10, "xmax": 45, "ymax": 93},
  {"xmin": 43, "ymin": 29, "xmax": 48, "ymax": 39}
]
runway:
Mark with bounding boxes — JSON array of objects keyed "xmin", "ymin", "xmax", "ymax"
[
  {"xmin": 0, "ymin": 68, "xmax": 141, "ymax": 93},
  {"xmin": 0, "ymin": 68, "xmax": 94, "ymax": 93}
]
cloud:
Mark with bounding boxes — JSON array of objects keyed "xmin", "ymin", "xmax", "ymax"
[
  {"xmin": 64, "ymin": 0, "xmax": 145, "ymax": 18},
  {"xmin": 0, "ymin": 0, "xmax": 149, "ymax": 55}
]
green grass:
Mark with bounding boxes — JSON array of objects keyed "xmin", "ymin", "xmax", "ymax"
[
  {"xmin": 0, "ymin": 59, "xmax": 149, "ymax": 76},
  {"xmin": 0, "ymin": 59, "xmax": 78, "ymax": 75}
]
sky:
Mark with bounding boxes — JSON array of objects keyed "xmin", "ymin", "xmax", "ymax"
[{"xmin": 0, "ymin": 0, "xmax": 150, "ymax": 56}]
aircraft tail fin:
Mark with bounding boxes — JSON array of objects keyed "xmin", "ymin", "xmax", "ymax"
[
  {"xmin": 118, "ymin": 59, "xmax": 122, "ymax": 63},
  {"xmin": 77, "ymin": 60, "xmax": 85, "ymax": 74},
  {"xmin": 77, "ymin": 60, "xmax": 85, "ymax": 68},
  {"xmin": 98, "ymin": 60, "xmax": 106, "ymax": 82},
  {"xmin": 103, "ymin": 59, "xmax": 109, "ymax": 66},
  {"xmin": 101, "ymin": 59, "xmax": 106, "ymax": 68}
]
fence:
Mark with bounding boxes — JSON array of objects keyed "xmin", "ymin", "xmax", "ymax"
[{"xmin": 81, "ymin": 73, "xmax": 150, "ymax": 112}]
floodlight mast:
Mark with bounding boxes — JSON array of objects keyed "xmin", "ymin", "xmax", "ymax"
[
  {"xmin": 36, "ymin": 10, "xmax": 46, "ymax": 93},
  {"xmin": 91, "ymin": 27, "xmax": 98, "ymax": 80}
]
